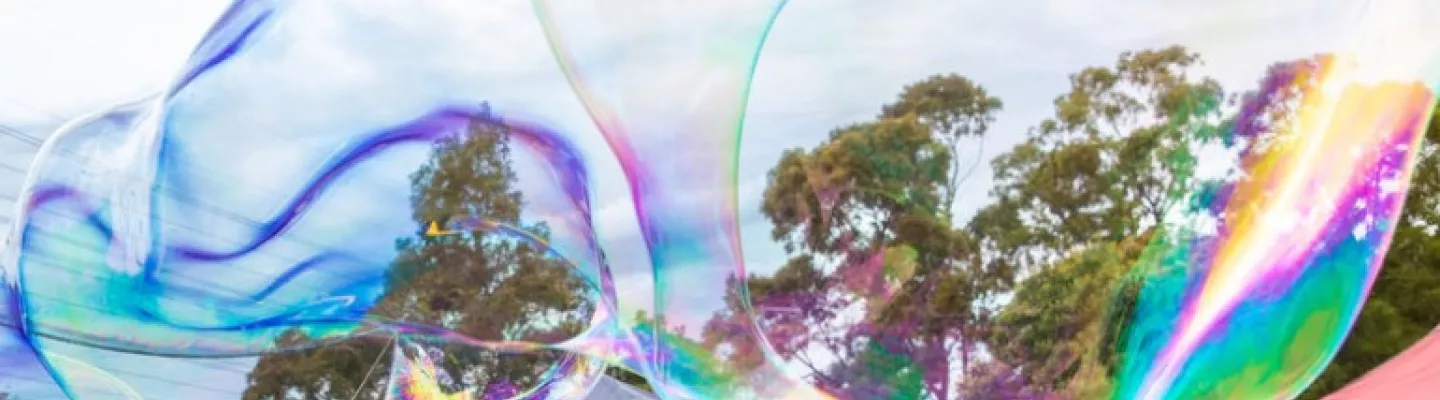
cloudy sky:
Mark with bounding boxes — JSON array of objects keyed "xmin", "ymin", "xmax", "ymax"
[{"xmin": 2, "ymin": 0, "xmax": 1433, "ymax": 398}]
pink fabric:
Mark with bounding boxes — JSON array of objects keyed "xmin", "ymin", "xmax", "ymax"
[{"xmin": 1324, "ymin": 325, "xmax": 1440, "ymax": 400}]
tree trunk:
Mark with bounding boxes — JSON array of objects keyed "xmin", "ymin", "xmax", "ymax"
[{"xmin": 932, "ymin": 335, "xmax": 952, "ymax": 400}]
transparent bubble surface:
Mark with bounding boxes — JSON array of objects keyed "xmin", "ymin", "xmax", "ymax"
[{"xmin": 2, "ymin": 1, "xmax": 1440, "ymax": 400}]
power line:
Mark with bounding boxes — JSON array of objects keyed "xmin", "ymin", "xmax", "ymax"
[
  {"xmin": 0, "ymin": 357, "xmax": 243, "ymax": 398},
  {"xmin": 0, "ymin": 122, "xmax": 409, "ymax": 301},
  {"xmin": 1, "ymin": 198, "xmax": 567, "ymax": 354},
  {"xmin": 0, "ymin": 115, "xmax": 565, "ymax": 344},
  {"xmin": 0, "ymin": 19, "xmax": 574, "ymax": 396},
  {"xmin": 0, "ymin": 194, "xmax": 575, "ymax": 397},
  {"xmin": 0, "ymin": 247, "xmax": 393, "ymax": 395},
  {"xmin": 0, "ymin": 229, "xmax": 391, "ymax": 399},
  {"xmin": 0, "ymin": 195, "xmax": 368, "ymax": 305},
  {"xmin": 0, "ymin": 162, "xmax": 26, "ymax": 176},
  {"xmin": 6, "ymin": 200, "xmax": 385, "ymax": 322},
  {"xmin": 0, "ymin": 347, "xmax": 244, "ymax": 399},
  {"xmin": 0, "ymin": 128, "xmax": 407, "ymax": 386},
  {"xmin": 0, "ymin": 117, "xmax": 405, "ymax": 258},
  {"xmin": 0, "ymin": 14, "xmax": 446, "ymax": 288},
  {"xmin": 0, "ymin": 127, "xmax": 533, "ymax": 390},
  {"xmin": 0, "ymin": 9, "xmax": 401, "ymax": 398},
  {"xmin": 0, "ymin": 125, "xmax": 43, "ymax": 148},
  {"xmin": 0, "ymin": 116, "xmax": 505, "ymax": 322},
  {"xmin": 349, "ymin": 335, "xmax": 397, "ymax": 400},
  {"xmin": 0, "ymin": 370, "xmax": 152, "ymax": 400},
  {"xmin": 0, "ymin": 115, "xmax": 464, "ymax": 308}
]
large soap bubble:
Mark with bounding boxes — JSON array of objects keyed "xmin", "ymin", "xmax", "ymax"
[
  {"xmin": 1112, "ymin": 3, "xmax": 1440, "ymax": 398},
  {"xmin": 1, "ymin": 0, "xmax": 805, "ymax": 398}
]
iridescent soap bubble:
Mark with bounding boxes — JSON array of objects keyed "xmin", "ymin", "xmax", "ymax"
[
  {"xmin": 1112, "ymin": 3, "xmax": 1440, "ymax": 398},
  {"xmin": 4, "ymin": 1, "xmax": 623, "ymax": 398},
  {"xmin": 0, "ymin": 0, "xmax": 821, "ymax": 398}
]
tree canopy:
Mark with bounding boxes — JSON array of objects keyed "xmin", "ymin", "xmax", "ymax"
[
  {"xmin": 234, "ymin": 45, "xmax": 1440, "ymax": 400},
  {"xmin": 242, "ymin": 114, "xmax": 598, "ymax": 399},
  {"xmin": 706, "ymin": 45, "xmax": 1440, "ymax": 400},
  {"xmin": 703, "ymin": 75, "xmax": 1007, "ymax": 400}
]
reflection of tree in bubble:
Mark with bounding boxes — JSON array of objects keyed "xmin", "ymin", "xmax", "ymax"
[{"xmin": 243, "ymin": 116, "xmax": 594, "ymax": 399}]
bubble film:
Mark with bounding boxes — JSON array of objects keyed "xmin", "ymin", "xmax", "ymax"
[
  {"xmin": 0, "ymin": 0, "xmax": 797, "ymax": 398},
  {"xmin": 2, "ymin": 1, "xmax": 1440, "ymax": 399},
  {"xmin": 1116, "ymin": 66, "xmax": 1434, "ymax": 398},
  {"xmin": 1109, "ymin": 5, "xmax": 1440, "ymax": 398}
]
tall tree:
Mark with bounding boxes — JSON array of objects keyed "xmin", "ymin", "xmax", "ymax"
[
  {"xmin": 242, "ymin": 115, "xmax": 594, "ymax": 399},
  {"xmin": 983, "ymin": 235, "xmax": 1150, "ymax": 398},
  {"xmin": 974, "ymin": 45, "xmax": 1227, "ymax": 396},
  {"xmin": 981, "ymin": 45, "xmax": 1224, "ymax": 261},
  {"xmin": 881, "ymin": 74, "xmax": 1004, "ymax": 220},
  {"xmin": 705, "ymin": 115, "xmax": 945, "ymax": 398},
  {"xmin": 704, "ymin": 71, "xmax": 1009, "ymax": 399},
  {"xmin": 882, "ymin": 79, "xmax": 1008, "ymax": 381}
]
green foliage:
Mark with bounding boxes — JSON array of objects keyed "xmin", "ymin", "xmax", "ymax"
[
  {"xmin": 1297, "ymin": 103, "xmax": 1440, "ymax": 399},
  {"xmin": 984, "ymin": 49, "xmax": 1440, "ymax": 399},
  {"xmin": 242, "ymin": 116, "xmax": 592, "ymax": 399},
  {"xmin": 229, "ymin": 46, "xmax": 1435, "ymax": 400},
  {"xmin": 711, "ymin": 74, "xmax": 1009, "ymax": 400},
  {"xmin": 987, "ymin": 236, "xmax": 1149, "ymax": 396},
  {"xmin": 984, "ymin": 45, "xmax": 1224, "ymax": 259},
  {"xmin": 722, "ymin": 47, "xmax": 1242, "ymax": 398},
  {"xmin": 718, "ymin": 44, "xmax": 1440, "ymax": 400},
  {"xmin": 881, "ymin": 74, "xmax": 1005, "ymax": 218},
  {"xmin": 850, "ymin": 340, "xmax": 926, "ymax": 399},
  {"xmin": 881, "ymin": 74, "xmax": 1003, "ymax": 139},
  {"xmin": 761, "ymin": 115, "xmax": 949, "ymax": 254},
  {"xmin": 604, "ymin": 366, "xmax": 654, "ymax": 394},
  {"xmin": 972, "ymin": 45, "xmax": 1228, "ymax": 397}
]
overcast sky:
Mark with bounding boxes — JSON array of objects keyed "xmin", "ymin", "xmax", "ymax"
[{"xmin": 1, "ymin": 0, "xmax": 1430, "ymax": 398}]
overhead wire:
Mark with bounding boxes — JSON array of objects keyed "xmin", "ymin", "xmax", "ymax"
[
  {"xmin": 0, "ymin": 6, "xmax": 575, "ymax": 397},
  {"xmin": 0, "ymin": 119, "xmax": 415, "ymax": 301},
  {"xmin": 0, "ymin": 124, "xmax": 44, "ymax": 148},
  {"xmin": 0, "ymin": 7, "xmax": 278, "ymax": 398},
  {"xmin": 0, "ymin": 158, "xmax": 345, "ymax": 397},
  {"xmin": 0, "ymin": 60, "xmax": 274, "ymax": 400},
  {"xmin": 349, "ymin": 334, "xmax": 398, "ymax": 400},
  {"xmin": 0, "ymin": 111, "xmax": 551, "ymax": 399},
  {"xmin": 0, "ymin": 123, "xmax": 575, "ymax": 397},
  {"xmin": 0, "ymin": 130, "xmax": 415, "ymax": 332},
  {"xmin": 0, "ymin": 369, "xmax": 153, "ymax": 400}
]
